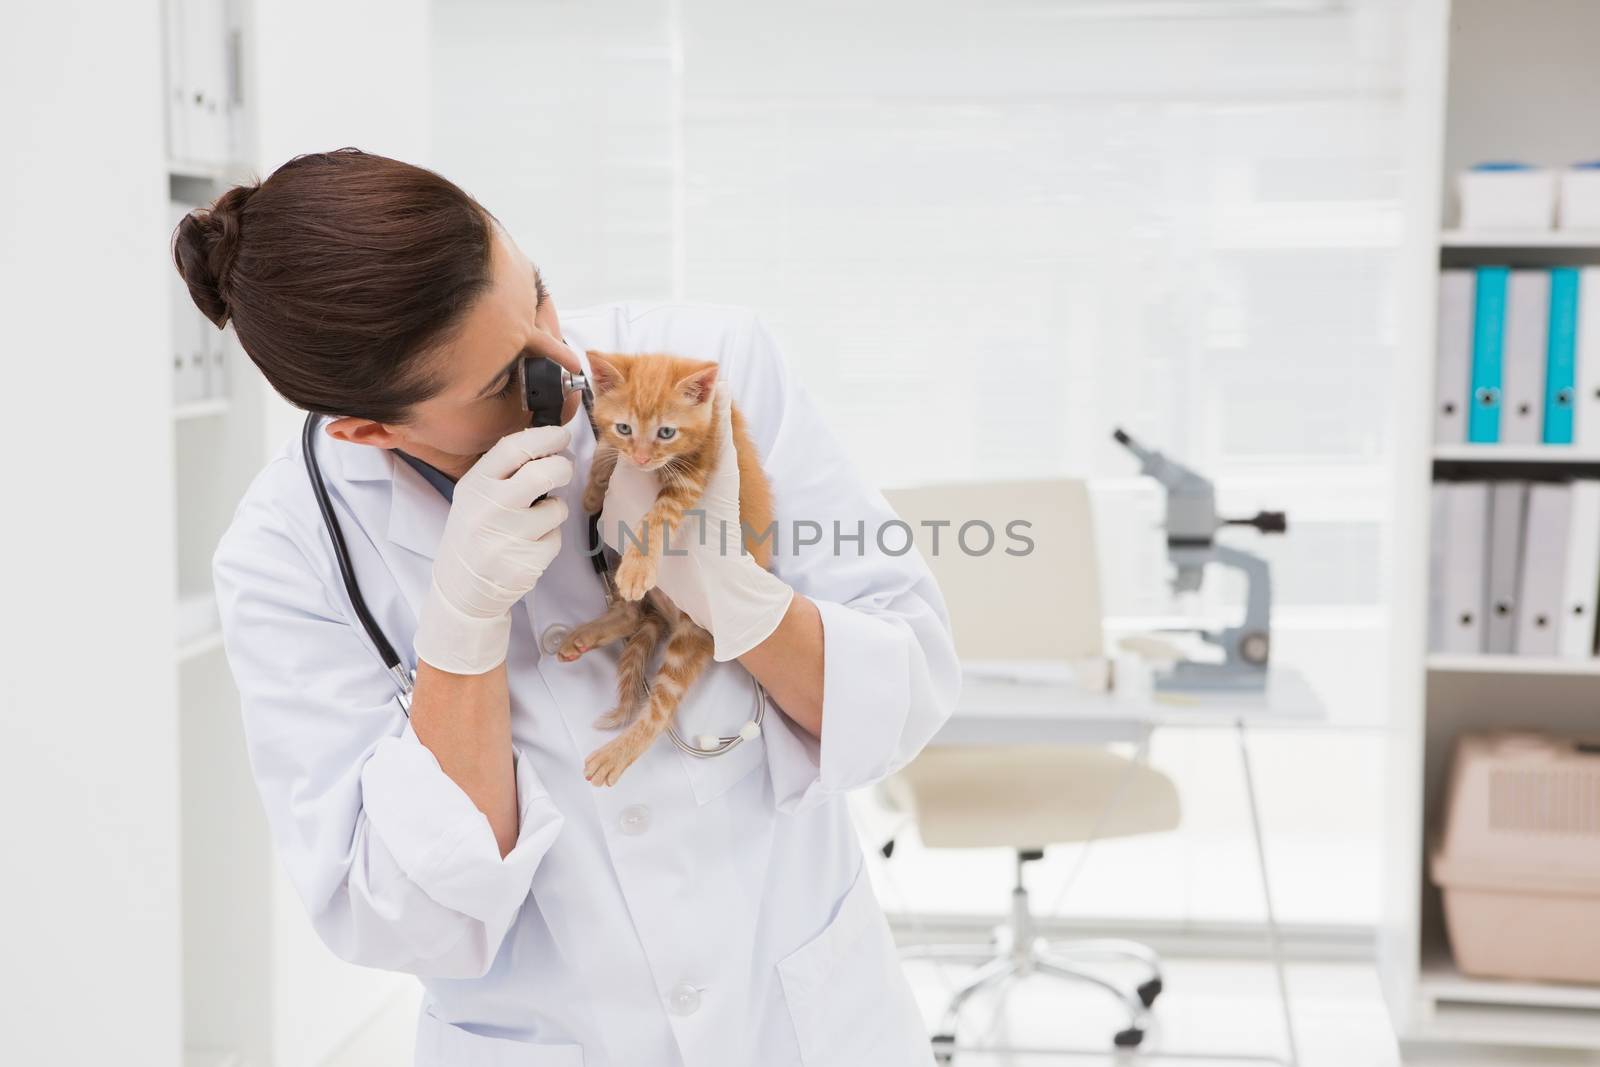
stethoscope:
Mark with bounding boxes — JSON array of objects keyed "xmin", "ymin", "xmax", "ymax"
[{"xmin": 299, "ymin": 340, "xmax": 765, "ymax": 758}]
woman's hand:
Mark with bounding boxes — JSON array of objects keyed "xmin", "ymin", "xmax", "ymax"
[
  {"xmin": 598, "ymin": 383, "xmax": 794, "ymax": 661},
  {"xmin": 414, "ymin": 425, "xmax": 574, "ymax": 675}
]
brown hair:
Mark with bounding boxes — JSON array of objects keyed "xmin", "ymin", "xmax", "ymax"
[{"xmin": 171, "ymin": 147, "xmax": 495, "ymax": 423}]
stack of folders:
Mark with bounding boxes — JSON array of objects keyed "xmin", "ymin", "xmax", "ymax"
[
  {"xmin": 163, "ymin": 0, "xmax": 237, "ymax": 167},
  {"xmin": 1430, "ymin": 479, "xmax": 1600, "ymax": 658},
  {"xmin": 169, "ymin": 199, "xmax": 229, "ymax": 406},
  {"xmin": 1434, "ymin": 267, "xmax": 1600, "ymax": 447}
]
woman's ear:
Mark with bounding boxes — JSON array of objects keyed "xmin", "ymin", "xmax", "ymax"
[
  {"xmin": 323, "ymin": 416, "xmax": 405, "ymax": 450},
  {"xmin": 588, "ymin": 352, "xmax": 626, "ymax": 394},
  {"xmin": 674, "ymin": 362, "xmax": 719, "ymax": 406}
]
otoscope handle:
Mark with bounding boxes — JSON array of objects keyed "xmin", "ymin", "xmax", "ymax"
[{"xmin": 519, "ymin": 355, "xmax": 588, "ymax": 507}]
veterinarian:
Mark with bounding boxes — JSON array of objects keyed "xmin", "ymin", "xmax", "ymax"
[{"xmin": 188, "ymin": 148, "xmax": 959, "ymax": 1067}]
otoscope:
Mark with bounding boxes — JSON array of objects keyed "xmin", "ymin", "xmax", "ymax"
[
  {"xmin": 513, "ymin": 351, "xmax": 592, "ymax": 502},
  {"xmin": 516, "ymin": 350, "xmax": 590, "ymax": 428}
]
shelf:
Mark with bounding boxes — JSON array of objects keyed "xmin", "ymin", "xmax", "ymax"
[
  {"xmin": 1417, "ymin": 959, "xmax": 1600, "ymax": 1049},
  {"xmin": 1427, "ymin": 654, "xmax": 1600, "ymax": 676},
  {"xmin": 1421, "ymin": 960, "xmax": 1600, "ymax": 1011},
  {"xmin": 1441, "ymin": 229, "xmax": 1600, "ymax": 249},
  {"xmin": 168, "ymin": 159, "xmax": 225, "ymax": 181},
  {"xmin": 1433, "ymin": 445, "xmax": 1600, "ymax": 464},
  {"xmin": 176, "ymin": 593, "xmax": 222, "ymax": 663},
  {"xmin": 174, "ymin": 397, "xmax": 230, "ymax": 421},
  {"xmin": 167, "ymin": 159, "xmax": 249, "ymax": 183},
  {"xmin": 184, "ymin": 1050, "xmax": 243, "ymax": 1067},
  {"xmin": 177, "ymin": 629, "xmax": 225, "ymax": 663}
]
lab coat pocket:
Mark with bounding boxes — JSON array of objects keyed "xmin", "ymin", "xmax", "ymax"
[
  {"xmin": 673, "ymin": 659, "xmax": 768, "ymax": 805},
  {"xmin": 775, "ymin": 863, "xmax": 934, "ymax": 1066},
  {"xmin": 415, "ymin": 1006, "xmax": 586, "ymax": 1066}
]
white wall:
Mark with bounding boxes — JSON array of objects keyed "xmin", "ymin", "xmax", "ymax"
[
  {"xmin": 431, "ymin": 0, "xmax": 1405, "ymax": 929},
  {"xmin": 243, "ymin": 3, "xmax": 438, "ymax": 1058},
  {"xmin": 0, "ymin": 3, "xmax": 182, "ymax": 1064},
  {"xmin": 431, "ymin": 0, "xmax": 680, "ymax": 305},
  {"xmin": 249, "ymin": 0, "xmax": 436, "ymax": 455},
  {"xmin": 432, "ymin": 0, "xmax": 1406, "ymax": 626}
]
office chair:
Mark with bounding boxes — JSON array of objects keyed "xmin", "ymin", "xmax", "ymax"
[{"xmin": 878, "ymin": 479, "xmax": 1181, "ymax": 1057}]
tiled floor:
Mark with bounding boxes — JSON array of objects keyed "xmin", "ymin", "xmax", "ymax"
[
  {"xmin": 902, "ymin": 955, "xmax": 1397, "ymax": 1066},
  {"xmin": 328, "ymin": 955, "xmax": 1402, "ymax": 1066}
]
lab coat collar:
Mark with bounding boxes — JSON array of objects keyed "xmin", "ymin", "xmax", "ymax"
[
  {"xmin": 386, "ymin": 459, "xmax": 451, "ymax": 561},
  {"xmin": 312, "ymin": 430, "xmax": 447, "ymax": 562},
  {"xmin": 326, "ymin": 341, "xmax": 601, "ymax": 564}
]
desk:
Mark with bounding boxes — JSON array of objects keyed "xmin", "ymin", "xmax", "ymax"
[
  {"xmin": 924, "ymin": 659, "xmax": 1327, "ymax": 1067},
  {"xmin": 941, "ymin": 659, "xmax": 1325, "ymax": 743}
]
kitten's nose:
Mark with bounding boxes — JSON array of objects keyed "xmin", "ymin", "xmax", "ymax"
[{"xmin": 632, "ymin": 450, "xmax": 650, "ymax": 465}]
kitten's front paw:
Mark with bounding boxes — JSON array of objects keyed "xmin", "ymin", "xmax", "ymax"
[
  {"xmin": 556, "ymin": 635, "xmax": 591, "ymax": 662},
  {"xmin": 557, "ymin": 619, "xmax": 607, "ymax": 661},
  {"xmin": 613, "ymin": 553, "xmax": 656, "ymax": 601}
]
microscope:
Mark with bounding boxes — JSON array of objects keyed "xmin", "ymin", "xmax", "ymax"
[{"xmin": 1112, "ymin": 428, "xmax": 1287, "ymax": 692}]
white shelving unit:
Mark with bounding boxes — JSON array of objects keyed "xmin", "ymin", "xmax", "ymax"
[
  {"xmin": 159, "ymin": 2, "xmax": 427, "ymax": 1061},
  {"xmin": 1426, "ymin": 653, "xmax": 1600, "ymax": 677},
  {"xmin": 1383, "ymin": 0, "xmax": 1600, "ymax": 1053},
  {"xmin": 1440, "ymin": 229, "xmax": 1600, "ymax": 249},
  {"xmin": 163, "ymin": 4, "xmax": 282, "ymax": 1064},
  {"xmin": 1432, "ymin": 444, "xmax": 1600, "ymax": 463}
]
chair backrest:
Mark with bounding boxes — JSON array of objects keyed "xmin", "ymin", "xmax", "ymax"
[{"xmin": 883, "ymin": 479, "xmax": 1103, "ymax": 662}]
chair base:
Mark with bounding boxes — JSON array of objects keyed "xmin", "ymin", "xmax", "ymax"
[{"xmin": 899, "ymin": 852, "xmax": 1163, "ymax": 1060}]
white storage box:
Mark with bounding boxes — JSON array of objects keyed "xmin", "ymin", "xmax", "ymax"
[
  {"xmin": 1559, "ymin": 163, "xmax": 1600, "ymax": 231},
  {"xmin": 1457, "ymin": 164, "xmax": 1556, "ymax": 230},
  {"xmin": 1430, "ymin": 731, "xmax": 1600, "ymax": 985}
]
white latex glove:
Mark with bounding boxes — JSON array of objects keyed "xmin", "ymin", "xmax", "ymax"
[
  {"xmin": 597, "ymin": 382, "xmax": 794, "ymax": 661},
  {"xmin": 413, "ymin": 425, "xmax": 574, "ymax": 675}
]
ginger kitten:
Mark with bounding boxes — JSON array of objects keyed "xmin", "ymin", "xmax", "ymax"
[{"xmin": 558, "ymin": 352, "xmax": 776, "ymax": 787}]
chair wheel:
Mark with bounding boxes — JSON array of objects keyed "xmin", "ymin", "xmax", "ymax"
[
  {"xmin": 931, "ymin": 1032, "xmax": 956, "ymax": 1063},
  {"xmin": 1113, "ymin": 1026, "xmax": 1145, "ymax": 1049},
  {"xmin": 1137, "ymin": 976, "xmax": 1163, "ymax": 1007}
]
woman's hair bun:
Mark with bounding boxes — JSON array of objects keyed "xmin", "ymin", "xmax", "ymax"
[{"xmin": 171, "ymin": 182, "xmax": 259, "ymax": 328}]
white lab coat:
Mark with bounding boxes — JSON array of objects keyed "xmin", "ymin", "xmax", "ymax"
[{"xmin": 212, "ymin": 301, "xmax": 960, "ymax": 1067}]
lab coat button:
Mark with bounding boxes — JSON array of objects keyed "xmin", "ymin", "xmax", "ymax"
[
  {"xmin": 618, "ymin": 804, "xmax": 651, "ymax": 835},
  {"xmin": 539, "ymin": 623, "xmax": 571, "ymax": 656},
  {"xmin": 668, "ymin": 982, "xmax": 701, "ymax": 1016}
]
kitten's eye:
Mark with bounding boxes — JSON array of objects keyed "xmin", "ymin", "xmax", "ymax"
[
  {"xmin": 656, "ymin": 426, "xmax": 677, "ymax": 441},
  {"xmin": 614, "ymin": 422, "xmax": 632, "ymax": 437}
]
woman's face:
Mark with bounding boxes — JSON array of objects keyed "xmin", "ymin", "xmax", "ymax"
[{"xmin": 324, "ymin": 220, "xmax": 580, "ymax": 479}]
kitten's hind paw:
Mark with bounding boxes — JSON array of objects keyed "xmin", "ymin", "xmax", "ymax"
[{"xmin": 584, "ymin": 730, "xmax": 650, "ymax": 787}]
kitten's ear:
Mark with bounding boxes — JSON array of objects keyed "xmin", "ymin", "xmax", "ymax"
[
  {"xmin": 674, "ymin": 362, "xmax": 719, "ymax": 406},
  {"xmin": 587, "ymin": 352, "xmax": 625, "ymax": 394}
]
